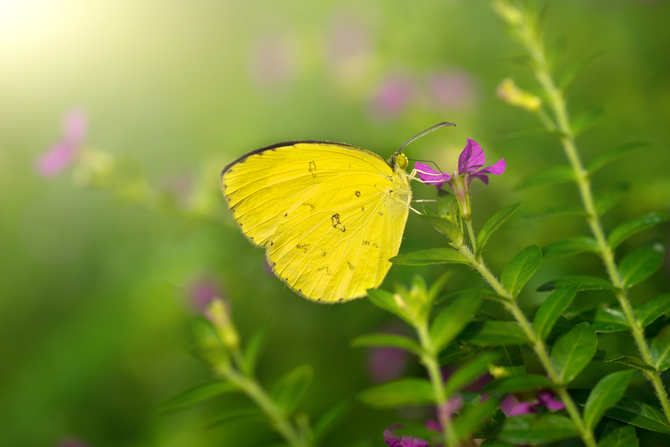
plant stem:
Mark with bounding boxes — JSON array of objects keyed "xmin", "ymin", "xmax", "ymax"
[{"xmin": 465, "ymin": 219, "xmax": 477, "ymax": 252}]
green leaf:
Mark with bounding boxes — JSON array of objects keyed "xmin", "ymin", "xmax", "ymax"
[
  {"xmin": 520, "ymin": 206, "xmax": 586, "ymax": 221},
  {"xmin": 650, "ymin": 325, "xmax": 670, "ymax": 372},
  {"xmin": 594, "ymin": 183, "xmax": 630, "ymax": 215},
  {"xmin": 537, "ymin": 275, "xmax": 615, "ymax": 292},
  {"xmin": 619, "ymin": 241, "xmax": 666, "ymax": 289},
  {"xmin": 207, "ymin": 408, "xmax": 265, "ymax": 429},
  {"xmin": 636, "ymin": 294, "xmax": 670, "ymax": 328},
  {"xmin": 570, "ymin": 307, "xmax": 629, "ymax": 333},
  {"xmin": 455, "ymin": 396, "xmax": 503, "ymax": 441},
  {"xmin": 437, "ymin": 189, "xmax": 459, "ymax": 220},
  {"xmin": 533, "ymin": 283, "xmax": 580, "ymax": 341},
  {"xmin": 497, "ymin": 345, "xmax": 526, "ymax": 375},
  {"xmin": 482, "ymin": 374, "xmax": 553, "ymax": 394},
  {"xmin": 160, "ymin": 381, "xmax": 239, "ymax": 412},
  {"xmin": 570, "ymin": 389, "xmax": 670, "ymax": 433},
  {"xmin": 592, "ymin": 349, "xmax": 655, "ymax": 374},
  {"xmin": 419, "ymin": 214, "xmax": 464, "ymax": 244},
  {"xmin": 572, "ymin": 107, "xmax": 605, "ymax": 136},
  {"xmin": 357, "ymin": 378, "xmax": 434, "ymax": 409},
  {"xmin": 445, "ymin": 353, "xmax": 499, "ymax": 396},
  {"xmin": 313, "ymin": 400, "xmax": 351, "ymax": 442},
  {"xmin": 430, "ymin": 293, "xmax": 483, "ymax": 352},
  {"xmin": 587, "ymin": 142, "xmax": 651, "ymax": 175},
  {"xmin": 546, "ymin": 315, "xmax": 573, "ymax": 347},
  {"xmin": 390, "ymin": 248, "xmax": 469, "ymax": 266},
  {"xmin": 584, "ymin": 369, "xmax": 635, "ymax": 429},
  {"xmin": 499, "ymin": 414, "xmax": 579, "ymax": 444},
  {"xmin": 439, "ymin": 342, "xmax": 483, "ymax": 366},
  {"xmin": 243, "ymin": 321, "xmax": 270, "ymax": 376},
  {"xmin": 476, "ymin": 202, "xmax": 522, "ymax": 257},
  {"xmin": 351, "ymin": 333, "xmax": 423, "ymax": 356},
  {"xmin": 608, "ymin": 212, "xmax": 670, "ymax": 249},
  {"xmin": 550, "ymin": 322, "xmax": 597, "ymax": 384},
  {"xmin": 501, "ymin": 245, "xmax": 542, "ymax": 297},
  {"xmin": 271, "ymin": 365, "xmax": 313, "ymax": 415},
  {"xmin": 515, "ymin": 166, "xmax": 575, "ymax": 190},
  {"xmin": 559, "ymin": 50, "xmax": 605, "ymax": 92},
  {"xmin": 599, "ymin": 420, "xmax": 639, "ymax": 447},
  {"xmin": 427, "ymin": 270, "xmax": 454, "ymax": 306},
  {"xmin": 459, "ymin": 320, "xmax": 530, "ymax": 346},
  {"xmin": 543, "ymin": 236, "xmax": 600, "ymax": 258},
  {"xmin": 367, "ymin": 289, "xmax": 412, "ymax": 325},
  {"xmin": 437, "ymin": 287, "xmax": 504, "ymax": 304}
]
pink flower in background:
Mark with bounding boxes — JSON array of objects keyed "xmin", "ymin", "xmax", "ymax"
[
  {"xmin": 368, "ymin": 323, "xmax": 409, "ymax": 383},
  {"xmin": 370, "ymin": 73, "xmax": 416, "ymax": 119},
  {"xmin": 248, "ymin": 32, "xmax": 297, "ymax": 89},
  {"xmin": 383, "ymin": 424, "xmax": 429, "ymax": 447},
  {"xmin": 189, "ymin": 277, "xmax": 223, "ymax": 314},
  {"xmin": 428, "ymin": 70, "xmax": 475, "ymax": 109},
  {"xmin": 35, "ymin": 110, "xmax": 86, "ymax": 177},
  {"xmin": 499, "ymin": 390, "xmax": 564, "ymax": 417},
  {"xmin": 326, "ymin": 11, "xmax": 374, "ymax": 86}
]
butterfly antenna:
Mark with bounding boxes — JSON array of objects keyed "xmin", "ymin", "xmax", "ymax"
[{"xmin": 398, "ymin": 121, "xmax": 456, "ymax": 153}]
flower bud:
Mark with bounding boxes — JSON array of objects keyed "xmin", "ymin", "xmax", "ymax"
[
  {"xmin": 192, "ymin": 316, "xmax": 230, "ymax": 368},
  {"xmin": 492, "ymin": 0, "xmax": 524, "ymax": 27},
  {"xmin": 449, "ymin": 172, "xmax": 472, "ymax": 220},
  {"xmin": 496, "ymin": 78, "xmax": 542, "ymax": 112},
  {"xmin": 205, "ymin": 298, "xmax": 240, "ymax": 350}
]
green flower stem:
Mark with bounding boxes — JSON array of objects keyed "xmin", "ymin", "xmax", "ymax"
[
  {"xmin": 465, "ymin": 219, "xmax": 477, "ymax": 252},
  {"xmin": 454, "ymin": 243, "xmax": 597, "ymax": 447},
  {"xmin": 515, "ymin": 13, "xmax": 670, "ymax": 426},
  {"xmin": 416, "ymin": 321, "xmax": 459, "ymax": 447}
]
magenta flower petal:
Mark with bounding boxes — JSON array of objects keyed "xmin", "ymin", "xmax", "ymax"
[
  {"xmin": 35, "ymin": 143, "xmax": 75, "ymax": 177},
  {"xmin": 477, "ymin": 158, "xmax": 506, "ymax": 176},
  {"xmin": 383, "ymin": 425, "xmax": 429, "ymax": 447},
  {"xmin": 369, "ymin": 346, "xmax": 408, "ymax": 383},
  {"xmin": 458, "ymin": 138, "xmax": 486, "ymax": 173},
  {"xmin": 63, "ymin": 110, "xmax": 86, "ymax": 145},
  {"xmin": 425, "ymin": 420, "xmax": 442, "ymax": 431},
  {"xmin": 537, "ymin": 391, "xmax": 565, "ymax": 411},
  {"xmin": 508, "ymin": 402, "xmax": 536, "ymax": 416},
  {"xmin": 414, "ymin": 162, "xmax": 451, "ymax": 189}
]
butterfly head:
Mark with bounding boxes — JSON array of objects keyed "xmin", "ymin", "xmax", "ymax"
[
  {"xmin": 394, "ymin": 122, "xmax": 456, "ymax": 171},
  {"xmin": 390, "ymin": 152, "xmax": 409, "ymax": 170}
]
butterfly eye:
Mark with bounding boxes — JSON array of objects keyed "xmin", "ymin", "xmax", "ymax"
[{"xmin": 396, "ymin": 153, "xmax": 408, "ymax": 170}]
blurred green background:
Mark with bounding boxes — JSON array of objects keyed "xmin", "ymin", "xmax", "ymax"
[{"xmin": 2, "ymin": 0, "xmax": 669, "ymax": 446}]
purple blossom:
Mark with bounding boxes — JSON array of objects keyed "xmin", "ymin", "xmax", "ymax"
[
  {"xmin": 370, "ymin": 73, "xmax": 416, "ymax": 120},
  {"xmin": 499, "ymin": 390, "xmax": 564, "ymax": 417},
  {"xmin": 189, "ymin": 277, "xmax": 222, "ymax": 313},
  {"xmin": 428, "ymin": 70, "xmax": 475, "ymax": 109},
  {"xmin": 383, "ymin": 424, "xmax": 429, "ymax": 447},
  {"xmin": 248, "ymin": 32, "xmax": 296, "ymax": 89},
  {"xmin": 368, "ymin": 323, "xmax": 409, "ymax": 383},
  {"xmin": 326, "ymin": 11, "xmax": 373, "ymax": 86},
  {"xmin": 35, "ymin": 110, "xmax": 86, "ymax": 177}
]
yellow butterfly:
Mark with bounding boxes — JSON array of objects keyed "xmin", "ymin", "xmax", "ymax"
[{"xmin": 220, "ymin": 123, "xmax": 455, "ymax": 303}]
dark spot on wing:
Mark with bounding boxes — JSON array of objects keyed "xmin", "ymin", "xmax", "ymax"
[
  {"xmin": 355, "ymin": 191, "xmax": 361, "ymax": 197},
  {"xmin": 347, "ymin": 261, "xmax": 355, "ymax": 271},
  {"xmin": 320, "ymin": 249, "xmax": 327, "ymax": 257},
  {"xmin": 296, "ymin": 243, "xmax": 310, "ymax": 253},
  {"xmin": 317, "ymin": 265, "xmax": 332, "ymax": 275},
  {"xmin": 309, "ymin": 161, "xmax": 317, "ymax": 178},
  {"xmin": 339, "ymin": 298, "xmax": 343, "ymax": 302},
  {"xmin": 362, "ymin": 240, "xmax": 370, "ymax": 246},
  {"xmin": 301, "ymin": 202, "xmax": 316, "ymax": 211},
  {"xmin": 331, "ymin": 213, "xmax": 346, "ymax": 232},
  {"xmin": 378, "ymin": 212, "xmax": 383, "ymax": 216}
]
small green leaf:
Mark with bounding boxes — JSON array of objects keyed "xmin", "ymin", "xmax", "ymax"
[
  {"xmin": 243, "ymin": 321, "xmax": 271, "ymax": 376},
  {"xmin": 419, "ymin": 214, "xmax": 464, "ymax": 244},
  {"xmin": 207, "ymin": 408, "xmax": 265, "ymax": 429},
  {"xmin": 619, "ymin": 241, "xmax": 666, "ymax": 289},
  {"xmin": 455, "ymin": 396, "xmax": 503, "ymax": 441},
  {"xmin": 516, "ymin": 166, "xmax": 575, "ymax": 190},
  {"xmin": 572, "ymin": 107, "xmax": 605, "ymax": 136},
  {"xmin": 497, "ymin": 345, "xmax": 526, "ymax": 375},
  {"xmin": 584, "ymin": 370, "xmax": 635, "ymax": 429},
  {"xmin": 482, "ymin": 374, "xmax": 553, "ymax": 394},
  {"xmin": 430, "ymin": 293, "xmax": 483, "ymax": 352},
  {"xmin": 390, "ymin": 248, "xmax": 469, "ymax": 266},
  {"xmin": 437, "ymin": 287, "xmax": 504, "ymax": 304},
  {"xmin": 537, "ymin": 275, "xmax": 615, "ymax": 292},
  {"xmin": 160, "ymin": 381, "xmax": 239, "ymax": 412},
  {"xmin": 476, "ymin": 202, "xmax": 522, "ymax": 257},
  {"xmin": 351, "ymin": 333, "xmax": 423, "ymax": 356},
  {"xmin": 499, "ymin": 414, "xmax": 579, "ymax": 444},
  {"xmin": 437, "ymin": 189, "xmax": 459, "ymax": 220},
  {"xmin": 533, "ymin": 283, "xmax": 580, "ymax": 341},
  {"xmin": 459, "ymin": 320, "xmax": 530, "ymax": 346},
  {"xmin": 357, "ymin": 378, "xmax": 434, "ymax": 409},
  {"xmin": 636, "ymin": 294, "xmax": 670, "ymax": 328},
  {"xmin": 594, "ymin": 183, "xmax": 630, "ymax": 215},
  {"xmin": 438, "ymin": 342, "xmax": 483, "ymax": 366},
  {"xmin": 501, "ymin": 245, "xmax": 542, "ymax": 297},
  {"xmin": 542, "ymin": 236, "xmax": 600, "ymax": 258},
  {"xmin": 650, "ymin": 325, "xmax": 670, "ymax": 372},
  {"xmin": 520, "ymin": 206, "xmax": 586, "ymax": 220},
  {"xmin": 570, "ymin": 307, "xmax": 629, "ymax": 333},
  {"xmin": 445, "ymin": 353, "xmax": 499, "ymax": 396},
  {"xmin": 271, "ymin": 365, "xmax": 313, "ymax": 415},
  {"xmin": 608, "ymin": 212, "xmax": 670, "ymax": 249},
  {"xmin": 550, "ymin": 322, "xmax": 597, "ymax": 384},
  {"xmin": 367, "ymin": 289, "xmax": 412, "ymax": 325},
  {"xmin": 569, "ymin": 389, "xmax": 670, "ymax": 433},
  {"xmin": 599, "ymin": 420, "xmax": 639, "ymax": 447},
  {"xmin": 592, "ymin": 349, "xmax": 655, "ymax": 374},
  {"xmin": 545, "ymin": 316, "xmax": 573, "ymax": 347},
  {"xmin": 427, "ymin": 270, "xmax": 454, "ymax": 306},
  {"xmin": 559, "ymin": 50, "xmax": 605, "ymax": 92},
  {"xmin": 313, "ymin": 400, "xmax": 351, "ymax": 442},
  {"xmin": 587, "ymin": 142, "xmax": 651, "ymax": 175}
]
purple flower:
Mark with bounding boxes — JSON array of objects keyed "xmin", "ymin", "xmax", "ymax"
[
  {"xmin": 499, "ymin": 390, "xmax": 564, "ymax": 417},
  {"xmin": 370, "ymin": 73, "xmax": 416, "ymax": 120},
  {"xmin": 428, "ymin": 70, "xmax": 475, "ymax": 109},
  {"xmin": 326, "ymin": 11, "xmax": 374, "ymax": 86},
  {"xmin": 383, "ymin": 424, "xmax": 429, "ymax": 447},
  {"xmin": 248, "ymin": 32, "xmax": 296, "ymax": 90},
  {"xmin": 189, "ymin": 277, "xmax": 222, "ymax": 314},
  {"xmin": 35, "ymin": 110, "xmax": 86, "ymax": 177},
  {"xmin": 368, "ymin": 323, "xmax": 409, "ymax": 383}
]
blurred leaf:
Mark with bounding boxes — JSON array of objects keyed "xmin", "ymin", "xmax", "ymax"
[
  {"xmin": 546, "ymin": 316, "xmax": 573, "ymax": 347},
  {"xmin": 427, "ymin": 270, "xmax": 454, "ymax": 306},
  {"xmin": 459, "ymin": 320, "xmax": 530, "ymax": 346},
  {"xmin": 570, "ymin": 389, "xmax": 670, "ymax": 433},
  {"xmin": 367, "ymin": 289, "xmax": 412, "ymax": 325},
  {"xmin": 537, "ymin": 275, "xmax": 615, "ymax": 292},
  {"xmin": 546, "ymin": 36, "xmax": 568, "ymax": 69},
  {"xmin": 572, "ymin": 107, "xmax": 605, "ymax": 136},
  {"xmin": 550, "ymin": 322, "xmax": 597, "ymax": 384},
  {"xmin": 390, "ymin": 248, "xmax": 469, "ymax": 266},
  {"xmin": 160, "ymin": 381, "xmax": 239, "ymax": 412},
  {"xmin": 636, "ymin": 294, "xmax": 670, "ymax": 328},
  {"xmin": 584, "ymin": 369, "xmax": 634, "ymax": 429},
  {"xmin": 559, "ymin": 50, "xmax": 605, "ymax": 92},
  {"xmin": 351, "ymin": 333, "xmax": 423, "ymax": 356},
  {"xmin": 271, "ymin": 365, "xmax": 313, "ymax": 416},
  {"xmin": 439, "ymin": 342, "xmax": 483, "ymax": 366},
  {"xmin": 437, "ymin": 189, "xmax": 459, "ymax": 220},
  {"xmin": 498, "ymin": 126, "xmax": 561, "ymax": 141},
  {"xmin": 587, "ymin": 142, "xmax": 651, "ymax": 175},
  {"xmin": 476, "ymin": 202, "xmax": 522, "ymax": 257},
  {"xmin": 445, "ymin": 353, "xmax": 499, "ymax": 396},
  {"xmin": 422, "ymin": 204, "xmax": 438, "ymax": 217},
  {"xmin": 520, "ymin": 206, "xmax": 586, "ymax": 220},
  {"xmin": 419, "ymin": 214, "xmax": 464, "ymax": 244},
  {"xmin": 619, "ymin": 240, "xmax": 665, "ymax": 289},
  {"xmin": 650, "ymin": 325, "xmax": 670, "ymax": 372},
  {"xmin": 499, "ymin": 414, "xmax": 579, "ymax": 444},
  {"xmin": 480, "ymin": 440, "xmax": 515, "ymax": 447},
  {"xmin": 543, "ymin": 236, "xmax": 600, "ymax": 258},
  {"xmin": 501, "ymin": 245, "xmax": 542, "ymax": 297},
  {"xmin": 455, "ymin": 396, "xmax": 503, "ymax": 440},
  {"xmin": 313, "ymin": 400, "xmax": 351, "ymax": 442},
  {"xmin": 599, "ymin": 420, "xmax": 639, "ymax": 447},
  {"xmin": 503, "ymin": 54, "xmax": 536, "ymax": 69},
  {"xmin": 437, "ymin": 287, "xmax": 504, "ymax": 304},
  {"xmin": 608, "ymin": 212, "xmax": 670, "ymax": 249},
  {"xmin": 515, "ymin": 166, "xmax": 575, "ymax": 190},
  {"xmin": 592, "ymin": 349, "xmax": 655, "ymax": 374},
  {"xmin": 497, "ymin": 345, "xmax": 526, "ymax": 375},
  {"xmin": 570, "ymin": 307, "xmax": 629, "ymax": 333},
  {"xmin": 482, "ymin": 374, "xmax": 553, "ymax": 394},
  {"xmin": 430, "ymin": 292, "xmax": 483, "ymax": 352},
  {"xmin": 594, "ymin": 183, "xmax": 630, "ymax": 215},
  {"xmin": 207, "ymin": 408, "xmax": 265, "ymax": 429},
  {"xmin": 243, "ymin": 320, "xmax": 271, "ymax": 376},
  {"xmin": 533, "ymin": 283, "xmax": 580, "ymax": 341},
  {"xmin": 357, "ymin": 378, "xmax": 434, "ymax": 409}
]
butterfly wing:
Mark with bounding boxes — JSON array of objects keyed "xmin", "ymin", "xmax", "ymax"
[{"xmin": 221, "ymin": 141, "xmax": 412, "ymax": 302}]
